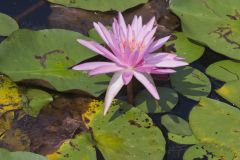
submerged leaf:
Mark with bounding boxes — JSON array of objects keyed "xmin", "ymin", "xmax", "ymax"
[{"xmin": 0, "ymin": 112, "xmax": 14, "ymax": 138}]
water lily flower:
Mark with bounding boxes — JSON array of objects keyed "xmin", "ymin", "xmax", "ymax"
[{"xmin": 73, "ymin": 12, "xmax": 188, "ymax": 115}]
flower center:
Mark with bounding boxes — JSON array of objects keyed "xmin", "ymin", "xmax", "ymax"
[{"xmin": 122, "ymin": 39, "xmax": 145, "ymax": 53}]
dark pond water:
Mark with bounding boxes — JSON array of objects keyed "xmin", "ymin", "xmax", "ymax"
[{"xmin": 0, "ymin": 1, "xmax": 232, "ymax": 160}]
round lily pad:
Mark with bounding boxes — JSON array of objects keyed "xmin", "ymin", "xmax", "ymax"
[
  {"xmin": 216, "ymin": 80, "xmax": 240, "ymax": 108},
  {"xmin": 170, "ymin": 0, "xmax": 240, "ymax": 60},
  {"xmin": 0, "ymin": 148, "xmax": 47, "ymax": 160},
  {"xmin": 206, "ymin": 60, "xmax": 240, "ymax": 82},
  {"xmin": 168, "ymin": 133, "xmax": 199, "ymax": 145},
  {"xmin": 23, "ymin": 89, "xmax": 53, "ymax": 117},
  {"xmin": 88, "ymin": 27, "xmax": 110, "ymax": 44},
  {"xmin": 0, "ymin": 29, "xmax": 110, "ymax": 97},
  {"xmin": 165, "ymin": 32, "xmax": 205, "ymax": 63},
  {"xmin": 161, "ymin": 114, "xmax": 192, "ymax": 136},
  {"xmin": 189, "ymin": 97, "xmax": 240, "ymax": 153},
  {"xmin": 47, "ymin": 0, "xmax": 148, "ymax": 11},
  {"xmin": 47, "ymin": 132, "xmax": 96, "ymax": 160},
  {"xmin": 82, "ymin": 100, "xmax": 166, "ymax": 160},
  {"xmin": 135, "ymin": 87, "xmax": 178, "ymax": 114},
  {"xmin": 170, "ymin": 66, "xmax": 211, "ymax": 101},
  {"xmin": 0, "ymin": 13, "xmax": 18, "ymax": 36},
  {"xmin": 183, "ymin": 144, "xmax": 235, "ymax": 160}
]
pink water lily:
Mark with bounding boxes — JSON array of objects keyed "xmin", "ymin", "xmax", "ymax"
[{"xmin": 73, "ymin": 12, "xmax": 188, "ymax": 115}]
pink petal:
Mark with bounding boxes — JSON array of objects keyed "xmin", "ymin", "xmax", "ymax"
[
  {"xmin": 133, "ymin": 71, "xmax": 160, "ymax": 100},
  {"xmin": 155, "ymin": 60, "xmax": 188, "ymax": 68},
  {"xmin": 72, "ymin": 62, "xmax": 116, "ymax": 71},
  {"xmin": 89, "ymin": 63, "xmax": 123, "ymax": 76},
  {"xmin": 150, "ymin": 69, "xmax": 176, "ymax": 74},
  {"xmin": 118, "ymin": 12, "xmax": 127, "ymax": 36},
  {"xmin": 77, "ymin": 39, "xmax": 119, "ymax": 63},
  {"xmin": 144, "ymin": 17, "xmax": 155, "ymax": 33},
  {"xmin": 122, "ymin": 71, "xmax": 133, "ymax": 85},
  {"xmin": 136, "ymin": 66, "xmax": 175, "ymax": 74},
  {"xmin": 148, "ymin": 36, "xmax": 171, "ymax": 52},
  {"xmin": 137, "ymin": 16, "xmax": 142, "ymax": 32},
  {"xmin": 93, "ymin": 22, "xmax": 108, "ymax": 44},
  {"xmin": 145, "ymin": 53, "xmax": 177, "ymax": 63},
  {"xmin": 131, "ymin": 16, "xmax": 138, "ymax": 35},
  {"xmin": 142, "ymin": 26, "xmax": 157, "ymax": 46},
  {"xmin": 104, "ymin": 71, "xmax": 124, "ymax": 115}
]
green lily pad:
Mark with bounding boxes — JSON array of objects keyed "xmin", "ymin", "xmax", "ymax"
[
  {"xmin": 47, "ymin": 0, "xmax": 148, "ymax": 11},
  {"xmin": 134, "ymin": 87, "xmax": 178, "ymax": 113},
  {"xmin": 23, "ymin": 89, "xmax": 53, "ymax": 117},
  {"xmin": 189, "ymin": 97, "xmax": 240, "ymax": 153},
  {"xmin": 183, "ymin": 144, "xmax": 235, "ymax": 160},
  {"xmin": 206, "ymin": 60, "xmax": 240, "ymax": 82},
  {"xmin": 0, "ymin": 75, "xmax": 22, "ymax": 116},
  {"xmin": 88, "ymin": 28, "xmax": 104, "ymax": 44},
  {"xmin": 0, "ymin": 29, "xmax": 110, "ymax": 97},
  {"xmin": 165, "ymin": 32, "xmax": 205, "ymax": 63},
  {"xmin": 161, "ymin": 114, "xmax": 192, "ymax": 136},
  {"xmin": 82, "ymin": 100, "xmax": 166, "ymax": 160},
  {"xmin": 170, "ymin": 0, "xmax": 240, "ymax": 60},
  {"xmin": 47, "ymin": 132, "xmax": 96, "ymax": 160},
  {"xmin": 168, "ymin": 133, "xmax": 200, "ymax": 145},
  {"xmin": 0, "ymin": 148, "xmax": 47, "ymax": 160},
  {"xmin": 0, "ymin": 13, "xmax": 18, "ymax": 36},
  {"xmin": 216, "ymin": 80, "xmax": 240, "ymax": 108},
  {"xmin": 170, "ymin": 66, "xmax": 211, "ymax": 101}
]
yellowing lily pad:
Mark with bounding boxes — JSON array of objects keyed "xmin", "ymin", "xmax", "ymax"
[
  {"xmin": 0, "ymin": 112, "xmax": 14, "ymax": 138},
  {"xmin": 82, "ymin": 100, "xmax": 166, "ymax": 160},
  {"xmin": 189, "ymin": 98, "xmax": 240, "ymax": 153},
  {"xmin": 0, "ymin": 75, "xmax": 22, "ymax": 116},
  {"xmin": 216, "ymin": 80, "xmax": 240, "ymax": 108},
  {"xmin": 0, "ymin": 13, "xmax": 18, "ymax": 36},
  {"xmin": 47, "ymin": 132, "xmax": 96, "ymax": 160}
]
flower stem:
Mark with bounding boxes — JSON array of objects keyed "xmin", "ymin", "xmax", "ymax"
[{"xmin": 127, "ymin": 81, "xmax": 134, "ymax": 105}]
